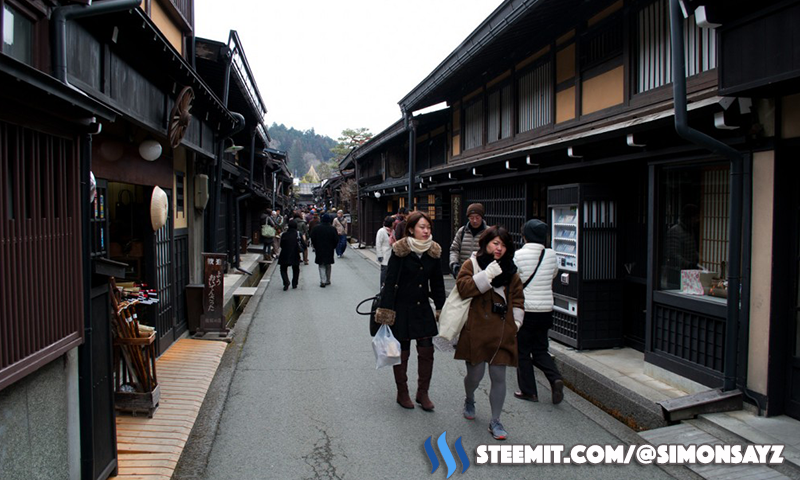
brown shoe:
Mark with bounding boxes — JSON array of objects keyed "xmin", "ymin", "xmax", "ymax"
[
  {"xmin": 552, "ymin": 379, "xmax": 564, "ymax": 405},
  {"xmin": 514, "ymin": 391, "xmax": 539, "ymax": 402}
]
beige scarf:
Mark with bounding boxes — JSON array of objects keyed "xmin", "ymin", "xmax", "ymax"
[{"xmin": 406, "ymin": 235, "xmax": 433, "ymax": 255}]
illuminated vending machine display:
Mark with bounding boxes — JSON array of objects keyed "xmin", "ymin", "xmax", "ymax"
[
  {"xmin": 548, "ymin": 184, "xmax": 622, "ymax": 350},
  {"xmin": 552, "ymin": 206, "xmax": 578, "ymax": 272}
]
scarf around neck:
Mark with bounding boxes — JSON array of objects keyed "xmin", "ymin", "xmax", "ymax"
[{"xmin": 406, "ymin": 235, "xmax": 433, "ymax": 255}]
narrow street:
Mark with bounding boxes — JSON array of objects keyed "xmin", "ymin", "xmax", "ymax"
[{"xmin": 196, "ymin": 249, "xmax": 677, "ymax": 480}]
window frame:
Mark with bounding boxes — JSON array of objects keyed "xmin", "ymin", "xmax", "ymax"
[
  {"xmin": 1, "ymin": 0, "xmax": 46, "ymax": 68},
  {"xmin": 655, "ymin": 161, "xmax": 730, "ymax": 305}
]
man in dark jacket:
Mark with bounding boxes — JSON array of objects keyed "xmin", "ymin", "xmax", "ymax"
[{"xmin": 310, "ymin": 214, "xmax": 339, "ymax": 287}]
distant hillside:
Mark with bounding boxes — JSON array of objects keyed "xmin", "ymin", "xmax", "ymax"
[{"xmin": 267, "ymin": 123, "xmax": 337, "ymax": 177}]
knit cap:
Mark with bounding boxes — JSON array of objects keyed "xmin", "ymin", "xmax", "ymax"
[
  {"xmin": 523, "ymin": 219, "xmax": 548, "ymax": 245},
  {"xmin": 466, "ymin": 203, "xmax": 485, "ymax": 217}
]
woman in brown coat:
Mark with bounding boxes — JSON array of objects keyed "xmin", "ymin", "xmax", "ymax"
[{"xmin": 454, "ymin": 226, "xmax": 524, "ymax": 440}]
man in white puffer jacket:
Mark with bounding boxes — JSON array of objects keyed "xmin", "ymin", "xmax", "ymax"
[{"xmin": 512, "ymin": 219, "xmax": 565, "ymax": 404}]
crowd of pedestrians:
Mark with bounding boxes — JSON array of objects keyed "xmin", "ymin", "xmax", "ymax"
[
  {"xmin": 262, "ymin": 202, "xmax": 564, "ymax": 441},
  {"xmin": 262, "ymin": 206, "xmax": 348, "ymax": 290},
  {"xmin": 374, "ymin": 203, "xmax": 564, "ymax": 441}
]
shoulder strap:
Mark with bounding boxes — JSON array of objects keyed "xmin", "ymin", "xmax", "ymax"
[{"xmin": 522, "ymin": 249, "xmax": 547, "ymax": 289}]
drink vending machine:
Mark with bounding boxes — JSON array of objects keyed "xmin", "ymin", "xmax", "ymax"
[{"xmin": 548, "ymin": 184, "xmax": 623, "ymax": 350}]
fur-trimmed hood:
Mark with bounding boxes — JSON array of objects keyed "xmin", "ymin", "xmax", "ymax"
[{"xmin": 392, "ymin": 237, "xmax": 442, "ymax": 259}]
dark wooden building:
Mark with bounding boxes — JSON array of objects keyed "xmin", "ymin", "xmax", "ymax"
[{"xmin": 350, "ymin": 0, "xmax": 800, "ymax": 419}]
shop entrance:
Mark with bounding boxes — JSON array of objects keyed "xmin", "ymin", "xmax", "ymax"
[{"xmin": 107, "ymin": 182, "xmax": 176, "ymax": 355}]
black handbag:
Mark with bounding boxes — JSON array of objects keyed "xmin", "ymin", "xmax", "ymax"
[
  {"xmin": 356, "ymin": 256, "xmax": 404, "ymax": 336},
  {"xmin": 356, "ymin": 293, "xmax": 382, "ymax": 336}
]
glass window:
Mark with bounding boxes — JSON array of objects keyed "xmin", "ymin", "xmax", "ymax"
[
  {"xmin": 658, "ymin": 163, "xmax": 729, "ymax": 301},
  {"xmin": 3, "ymin": 4, "xmax": 34, "ymax": 66}
]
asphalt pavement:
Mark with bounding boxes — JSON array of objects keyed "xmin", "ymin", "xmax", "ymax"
[{"xmin": 194, "ymin": 248, "xmax": 689, "ymax": 480}]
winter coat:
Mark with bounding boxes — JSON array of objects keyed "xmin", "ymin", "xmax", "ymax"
[
  {"xmin": 449, "ymin": 222, "xmax": 488, "ymax": 270},
  {"xmin": 310, "ymin": 223, "xmax": 338, "ymax": 265},
  {"xmin": 453, "ymin": 256, "xmax": 524, "ymax": 366},
  {"xmin": 375, "ymin": 227, "xmax": 392, "ymax": 266},
  {"xmin": 513, "ymin": 243, "xmax": 559, "ymax": 312},
  {"xmin": 378, "ymin": 237, "xmax": 446, "ymax": 341},
  {"xmin": 278, "ymin": 228, "xmax": 302, "ymax": 266}
]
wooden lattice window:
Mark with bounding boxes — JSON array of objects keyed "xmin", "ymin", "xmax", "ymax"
[
  {"xmin": 635, "ymin": 0, "xmax": 717, "ymax": 94},
  {"xmin": 517, "ymin": 61, "xmax": 552, "ymax": 133}
]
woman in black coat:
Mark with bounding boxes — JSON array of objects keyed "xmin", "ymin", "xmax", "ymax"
[
  {"xmin": 376, "ymin": 211, "xmax": 446, "ymax": 411},
  {"xmin": 278, "ymin": 220, "xmax": 302, "ymax": 291},
  {"xmin": 309, "ymin": 214, "xmax": 339, "ymax": 287}
]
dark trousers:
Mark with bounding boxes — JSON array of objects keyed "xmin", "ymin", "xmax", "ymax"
[
  {"xmin": 336, "ymin": 235, "xmax": 347, "ymax": 256},
  {"xmin": 516, "ymin": 311, "xmax": 562, "ymax": 396},
  {"xmin": 280, "ymin": 264, "xmax": 300, "ymax": 287}
]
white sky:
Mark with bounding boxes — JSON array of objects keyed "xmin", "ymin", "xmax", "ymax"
[{"xmin": 194, "ymin": 0, "xmax": 504, "ymax": 140}]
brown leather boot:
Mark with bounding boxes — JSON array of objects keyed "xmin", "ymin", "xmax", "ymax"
[
  {"xmin": 393, "ymin": 350, "xmax": 414, "ymax": 409},
  {"xmin": 415, "ymin": 345, "xmax": 435, "ymax": 411}
]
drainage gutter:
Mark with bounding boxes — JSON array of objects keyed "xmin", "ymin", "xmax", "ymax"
[{"xmin": 669, "ymin": 0, "xmax": 743, "ymax": 392}]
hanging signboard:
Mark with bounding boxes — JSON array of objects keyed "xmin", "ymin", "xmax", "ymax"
[{"xmin": 201, "ymin": 253, "xmax": 229, "ymax": 333}]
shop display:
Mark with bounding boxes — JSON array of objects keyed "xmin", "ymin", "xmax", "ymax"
[
  {"xmin": 109, "ymin": 278, "xmax": 159, "ymax": 417},
  {"xmin": 552, "ymin": 206, "xmax": 578, "ymax": 271},
  {"xmin": 115, "ymin": 281, "xmax": 160, "ymax": 305}
]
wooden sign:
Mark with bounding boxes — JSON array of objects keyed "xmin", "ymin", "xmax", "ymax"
[{"xmin": 200, "ymin": 253, "xmax": 228, "ymax": 333}]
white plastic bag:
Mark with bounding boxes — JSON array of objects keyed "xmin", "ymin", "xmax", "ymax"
[{"xmin": 372, "ymin": 324, "xmax": 401, "ymax": 369}]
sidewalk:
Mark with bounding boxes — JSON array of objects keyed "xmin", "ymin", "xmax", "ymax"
[
  {"xmin": 110, "ymin": 252, "xmax": 276, "ymax": 480},
  {"xmin": 354, "ymin": 244, "xmax": 800, "ymax": 478}
]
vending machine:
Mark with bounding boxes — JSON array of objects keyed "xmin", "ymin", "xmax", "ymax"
[{"xmin": 548, "ymin": 184, "xmax": 622, "ymax": 350}]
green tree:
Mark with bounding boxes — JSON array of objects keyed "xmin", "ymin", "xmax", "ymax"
[{"xmin": 330, "ymin": 127, "xmax": 373, "ymax": 162}]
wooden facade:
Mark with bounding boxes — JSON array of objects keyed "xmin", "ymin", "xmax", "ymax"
[
  {"xmin": 1, "ymin": 1, "xmax": 287, "ymax": 478},
  {"xmin": 348, "ymin": 0, "xmax": 800, "ymax": 419}
]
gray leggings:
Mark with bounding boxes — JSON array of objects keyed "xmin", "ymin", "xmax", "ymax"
[{"xmin": 464, "ymin": 362, "xmax": 506, "ymax": 421}]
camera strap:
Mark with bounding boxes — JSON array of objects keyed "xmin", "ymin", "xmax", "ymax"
[{"xmin": 522, "ymin": 249, "xmax": 547, "ymax": 289}]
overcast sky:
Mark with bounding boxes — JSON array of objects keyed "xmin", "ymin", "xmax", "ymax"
[{"xmin": 194, "ymin": 0, "xmax": 504, "ymax": 140}]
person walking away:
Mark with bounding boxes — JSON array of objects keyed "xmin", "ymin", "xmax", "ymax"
[
  {"xmin": 261, "ymin": 208, "xmax": 278, "ymax": 259},
  {"xmin": 294, "ymin": 211, "xmax": 310, "ymax": 265},
  {"xmin": 333, "ymin": 209, "xmax": 348, "ymax": 257},
  {"xmin": 391, "ymin": 207, "xmax": 408, "ymax": 244},
  {"xmin": 278, "ymin": 220, "xmax": 302, "ymax": 291},
  {"xmin": 310, "ymin": 214, "xmax": 338, "ymax": 287},
  {"xmin": 449, "ymin": 203, "xmax": 488, "ymax": 278},
  {"xmin": 454, "ymin": 226, "xmax": 524, "ymax": 440},
  {"xmin": 308, "ymin": 209, "xmax": 320, "ymax": 250},
  {"xmin": 375, "ymin": 216, "xmax": 393, "ymax": 287},
  {"xmin": 513, "ymin": 219, "xmax": 564, "ymax": 404},
  {"xmin": 375, "ymin": 212, "xmax": 446, "ymax": 411}
]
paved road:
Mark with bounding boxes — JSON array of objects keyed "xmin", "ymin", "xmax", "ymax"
[{"xmin": 201, "ymin": 249, "xmax": 678, "ymax": 479}]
